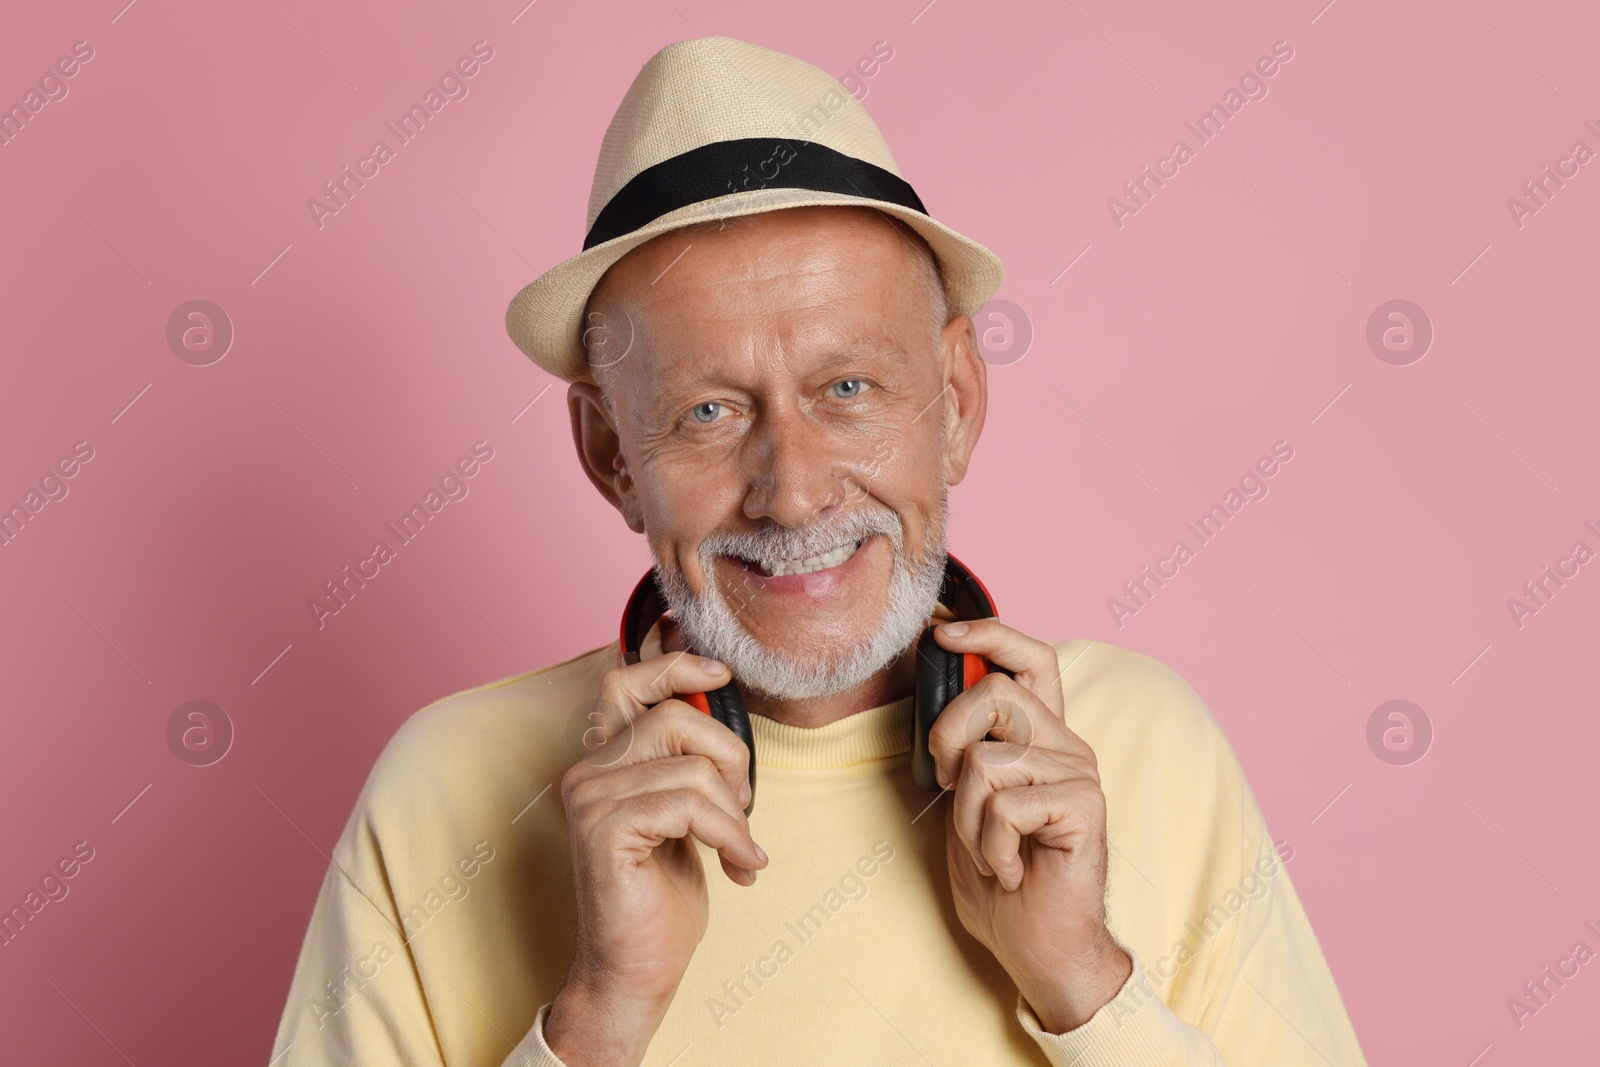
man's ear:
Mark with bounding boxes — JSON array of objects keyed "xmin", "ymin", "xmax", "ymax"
[
  {"xmin": 939, "ymin": 314, "xmax": 987, "ymax": 486},
  {"xmin": 569, "ymin": 381, "xmax": 644, "ymax": 532}
]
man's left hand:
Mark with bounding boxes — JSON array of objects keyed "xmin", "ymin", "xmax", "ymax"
[{"xmin": 927, "ymin": 620, "xmax": 1133, "ymax": 1034}]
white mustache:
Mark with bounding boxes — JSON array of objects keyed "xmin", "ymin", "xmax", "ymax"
[
  {"xmin": 655, "ymin": 498, "xmax": 948, "ymax": 701},
  {"xmin": 700, "ymin": 507, "xmax": 903, "ymax": 565}
]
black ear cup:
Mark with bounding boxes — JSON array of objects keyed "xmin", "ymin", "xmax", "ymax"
[
  {"xmin": 911, "ymin": 636, "xmax": 1015, "ymax": 791},
  {"xmin": 621, "ymin": 570, "xmax": 756, "ymax": 816},
  {"xmin": 909, "ymin": 553, "xmax": 1011, "ymax": 791},
  {"xmin": 622, "ymin": 553, "xmax": 1004, "ymax": 808},
  {"xmin": 911, "ymin": 629, "xmax": 962, "ymax": 791},
  {"xmin": 701, "ymin": 684, "xmax": 756, "ymax": 817}
]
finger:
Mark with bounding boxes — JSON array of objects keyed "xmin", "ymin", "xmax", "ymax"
[
  {"xmin": 577, "ymin": 753, "xmax": 750, "ymax": 830},
  {"xmin": 979, "ymin": 787, "xmax": 1029, "ymax": 891},
  {"xmin": 979, "ymin": 784, "xmax": 1090, "ymax": 892},
  {"xmin": 595, "ymin": 651, "xmax": 733, "ymax": 736},
  {"xmin": 932, "ymin": 619, "xmax": 1066, "ymax": 719},
  {"xmin": 719, "ymin": 852, "xmax": 761, "ymax": 887},
  {"xmin": 591, "ymin": 699, "xmax": 753, "ymax": 807},
  {"xmin": 598, "ymin": 787, "xmax": 768, "ymax": 879},
  {"xmin": 927, "ymin": 673, "xmax": 1074, "ymax": 794},
  {"xmin": 943, "ymin": 803, "xmax": 976, "ymax": 886},
  {"xmin": 950, "ymin": 742, "xmax": 1070, "ymax": 876}
]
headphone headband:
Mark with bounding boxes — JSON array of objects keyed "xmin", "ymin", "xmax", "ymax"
[{"xmin": 620, "ymin": 551, "xmax": 996, "ymax": 663}]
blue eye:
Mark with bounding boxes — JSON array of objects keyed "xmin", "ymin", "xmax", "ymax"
[
  {"xmin": 832, "ymin": 379, "xmax": 866, "ymax": 399},
  {"xmin": 691, "ymin": 402, "xmax": 723, "ymax": 423}
]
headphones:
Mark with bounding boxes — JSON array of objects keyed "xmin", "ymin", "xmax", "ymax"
[{"xmin": 619, "ymin": 552, "xmax": 1011, "ymax": 816}]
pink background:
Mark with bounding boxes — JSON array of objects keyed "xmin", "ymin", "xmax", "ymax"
[{"xmin": 2, "ymin": 0, "xmax": 1596, "ymax": 1063}]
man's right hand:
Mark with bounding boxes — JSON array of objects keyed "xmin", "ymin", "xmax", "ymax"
[{"xmin": 544, "ymin": 650, "xmax": 765, "ymax": 1067}]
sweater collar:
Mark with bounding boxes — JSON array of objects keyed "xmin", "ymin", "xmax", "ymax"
[
  {"xmin": 750, "ymin": 695, "xmax": 914, "ymax": 770},
  {"xmin": 632, "ymin": 625, "xmax": 916, "ymax": 770}
]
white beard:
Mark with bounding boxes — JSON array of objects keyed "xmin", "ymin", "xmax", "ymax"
[{"xmin": 654, "ymin": 491, "xmax": 949, "ymax": 701}]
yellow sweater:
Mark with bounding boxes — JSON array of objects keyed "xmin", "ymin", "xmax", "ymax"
[{"xmin": 270, "ymin": 636, "xmax": 1368, "ymax": 1065}]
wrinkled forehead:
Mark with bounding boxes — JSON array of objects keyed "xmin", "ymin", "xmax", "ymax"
[{"xmin": 582, "ymin": 206, "xmax": 939, "ymax": 396}]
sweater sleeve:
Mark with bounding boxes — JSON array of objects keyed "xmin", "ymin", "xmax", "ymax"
[
  {"xmin": 499, "ymin": 1003, "xmax": 570, "ymax": 1067},
  {"xmin": 1016, "ymin": 946, "xmax": 1222, "ymax": 1065},
  {"xmin": 1015, "ymin": 842, "xmax": 1366, "ymax": 1065},
  {"xmin": 1013, "ymin": 715, "xmax": 1368, "ymax": 1065},
  {"xmin": 267, "ymin": 813, "xmax": 450, "ymax": 1066}
]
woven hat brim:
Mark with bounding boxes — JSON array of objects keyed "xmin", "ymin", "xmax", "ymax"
[{"xmin": 504, "ymin": 187, "xmax": 1004, "ymax": 383}]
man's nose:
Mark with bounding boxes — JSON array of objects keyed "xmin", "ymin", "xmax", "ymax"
[{"xmin": 737, "ymin": 407, "xmax": 856, "ymax": 528}]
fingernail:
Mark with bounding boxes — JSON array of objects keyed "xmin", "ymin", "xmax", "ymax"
[
  {"xmin": 739, "ymin": 780, "xmax": 752, "ymax": 806},
  {"xmin": 936, "ymin": 769, "xmax": 951, "ymax": 790},
  {"xmin": 695, "ymin": 656, "xmax": 724, "ymax": 673},
  {"xmin": 973, "ymin": 852, "xmax": 991, "ymax": 876},
  {"xmin": 735, "ymin": 865, "xmax": 755, "ymax": 882},
  {"xmin": 754, "ymin": 842, "xmax": 768, "ymax": 863},
  {"xmin": 941, "ymin": 622, "xmax": 968, "ymax": 637}
]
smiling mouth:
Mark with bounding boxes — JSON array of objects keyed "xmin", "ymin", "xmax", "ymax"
[{"xmin": 732, "ymin": 538, "xmax": 865, "ymax": 578}]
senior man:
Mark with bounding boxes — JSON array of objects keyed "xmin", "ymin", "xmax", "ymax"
[{"xmin": 271, "ymin": 36, "xmax": 1367, "ymax": 1067}]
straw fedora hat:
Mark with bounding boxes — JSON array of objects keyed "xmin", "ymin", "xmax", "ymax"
[{"xmin": 503, "ymin": 35, "xmax": 1005, "ymax": 383}]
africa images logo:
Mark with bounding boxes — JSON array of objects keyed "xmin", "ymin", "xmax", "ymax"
[
  {"xmin": 307, "ymin": 441, "xmax": 495, "ymax": 629},
  {"xmin": 305, "ymin": 41, "xmax": 495, "ymax": 230},
  {"xmin": 1107, "ymin": 441, "xmax": 1295, "ymax": 627},
  {"xmin": 1106, "ymin": 40, "xmax": 1296, "ymax": 229}
]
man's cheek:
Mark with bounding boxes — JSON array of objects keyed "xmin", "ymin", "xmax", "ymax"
[{"xmin": 720, "ymin": 565, "xmax": 760, "ymax": 618}]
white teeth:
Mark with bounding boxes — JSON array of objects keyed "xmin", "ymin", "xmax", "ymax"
[{"xmin": 753, "ymin": 538, "xmax": 863, "ymax": 577}]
